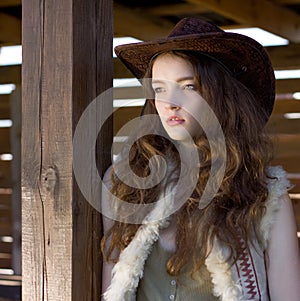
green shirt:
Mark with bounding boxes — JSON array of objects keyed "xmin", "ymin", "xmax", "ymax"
[{"xmin": 136, "ymin": 241, "xmax": 219, "ymax": 301}]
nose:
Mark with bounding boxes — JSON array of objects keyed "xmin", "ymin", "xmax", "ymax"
[
  {"xmin": 162, "ymin": 90, "xmax": 182, "ymax": 110},
  {"xmin": 165, "ymin": 102, "xmax": 180, "ymax": 111}
]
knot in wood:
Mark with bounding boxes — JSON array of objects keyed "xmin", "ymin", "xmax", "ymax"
[{"xmin": 44, "ymin": 167, "xmax": 57, "ymax": 192}]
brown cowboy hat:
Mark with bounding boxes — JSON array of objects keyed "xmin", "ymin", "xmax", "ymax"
[{"xmin": 115, "ymin": 17, "xmax": 275, "ymax": 121}]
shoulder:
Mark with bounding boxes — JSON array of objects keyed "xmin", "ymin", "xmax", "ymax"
[{"xmin": 260, "ymin": 166, "xmax": 292, "ymax": 246}]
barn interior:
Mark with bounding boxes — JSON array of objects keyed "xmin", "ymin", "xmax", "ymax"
[{"xmin": 0, "ymin": 0, "xmax": 300, "ymax": 299}]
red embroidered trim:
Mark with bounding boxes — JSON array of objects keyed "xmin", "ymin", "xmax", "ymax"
[{"xmin": 237, "ymin": 239, "xmax": 261, "ymax": 300}]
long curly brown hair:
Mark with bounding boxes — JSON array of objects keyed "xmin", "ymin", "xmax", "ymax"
[{"xmin": 101, "ymin": 50, "xmax": 274, "ymax": 278}]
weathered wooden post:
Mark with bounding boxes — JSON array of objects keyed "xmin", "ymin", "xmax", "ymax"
[{"xmin": 22, "ymin": 0, "xmax": 113, "ymax": 300}]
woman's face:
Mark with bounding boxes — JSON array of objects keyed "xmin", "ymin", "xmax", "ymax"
[{"xmin": 152, "ymin": 53, "xmax": 206, "ymax": 142}]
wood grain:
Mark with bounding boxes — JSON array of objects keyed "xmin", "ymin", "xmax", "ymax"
[{"xmin": 22, "ymin": 0, "xmax": 113, "ymax": 300}]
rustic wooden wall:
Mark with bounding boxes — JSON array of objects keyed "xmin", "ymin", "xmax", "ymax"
[{"xmin": 22, "ymin": 0, "xmax": 113, "ymax": 300}]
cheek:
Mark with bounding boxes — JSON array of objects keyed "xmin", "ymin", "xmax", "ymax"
[{"xmin": 154, "ymin": 101, "xmax": 164, "ymax": 115}]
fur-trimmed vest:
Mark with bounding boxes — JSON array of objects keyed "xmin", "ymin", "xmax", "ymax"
[{"xmin": 103, "ymin": 166, "xmax": 291, "ymax": 301}]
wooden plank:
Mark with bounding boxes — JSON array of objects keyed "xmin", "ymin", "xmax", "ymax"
[
  {"xmin": 267, "ymin": 44, "xmax": 300, "ymax": 70},
  {"xmin": 272, "ymin": 134, "xmax": 300, "ymax": 159},
  {"xmin": 277, "ymin": 0, "xmax": 300, "ymax": 4},
  {"xmin": 0, "ymin": 258, "xmax": 12, "ymax": 269},
  {"xmin": 288, "ymin": 178, "xmax": 300, "ymax": 193},
  {"xmin": 0, "ymin": 195, "xmax": 11, "ymax": 209},
  {"xmin": 22, "ymin": 0, "xmax": 71, "ymax": 298},
  {"xmin": 114, "ymin": 3, "xmax": 174, "ymax": 40},
  {"xmin": 0, "ymin": 224, "xmax": 11, "ymax": 236},
  {"xmin": 0, "ymin": 128, "xmax": 10, "ymax": 154},
  {"xmin": 113, "ymin": 86, "xmax": 144, "ymax": 99},
  {"xmin": 0, "ymin": 65, "xmax": 21, "ymax": 85},
  {"xmin": 0, "ymin": 1, "xmax": 21, "ymax": 7},
  {"xmin": 276, "ymin": 79, "xmax": 300, "ymax": 94},
  {"xmin": 271, "ymin": 156, "xmax": 300, "ymax": 173},
  {"xmin": 188, "ymin": 0, "xmax": 300, "ymax": 42},
  {"xmin": 0, "ymin": 13, "xmax": 21, "ymax": 45},
  {"xmin": 22, "ymin": 0, "xmax": 113, "ymax": 300},
  {"xmin": 0, "ymin": 242, "xmax": 12, "ymax": 254},
  {"xmin": 0, "ymin": 95, "xmax": 10, "ymax": 119},
  {"xmin": 145, "ymin": 3, "xmax": 209, "ymax": 16},
  {"xmin": 266, "ymin": 114, "xmax": 300, "ymax": 134},
  {"xmin": 0, "ymin": 209, "xmax": 11, "ymax": 218},
  {"xmin": 273, "ymin": 99, "xmax": 300, "ymax": 114},
  {"xmin": 0, "ymin": 161, "xmax": 12, "ymax": 188},
  {"xmin": 113, "ymin": 106, "xmax": 142, "ymax": 135},
  {"xmin": 0, "ymin": 275, "xmax": 21, "ymax": 281}
]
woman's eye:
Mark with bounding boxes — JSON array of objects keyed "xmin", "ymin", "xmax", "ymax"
[
  {"xmin": 153, "ymin": 87, "xmax": 165, "ymax": 94},
  {"xmin": 184, "ymin": 84, "xmax": 196, "ymax": 91}
]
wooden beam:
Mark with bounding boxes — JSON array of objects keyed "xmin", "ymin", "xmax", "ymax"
[
  {"xmin": 22, "ymin": 0, "xmax": 113, "ymax": 300},
  {"xmin": 113, "ymin": 106, "xmax": 142, "ymax": 135},
  {"xmin": 0, "ymin": 223, "xmax": 11, "ymax": 236},
  {"xmin": 273, "ymin": 99, "xmax": 300, "ymax": 114},
  {"xmin": 0, "ymin": 195, "xmax": 11, "ymax": 209},
  {"xmin": 0, "ymin": 0, "xmax": 21, "ymax": 7},
  {"xmin": 271, "ymin": 156, "xmax": 300, "ymax": 173},
  {"xmin": 0, "ymin": 13, "xmax": 21, "ymax": 45},
  {"xmin": 0, "ymin": 209, "xmax": 11, "ymax": 218},
  {"xmin": 272, "ymin": 134, "xmax": 300, "ymax": 158},
  {"xmin": 267, "ymin": 114, "xmax": 300, "ymax": 134},
  {"xmin": 0, "ymin": 161, "xmax": 12, "ymax": 188},
  {"xmin": 145, "ymin": 3, "xmax": 209, "ymax": 16},
  {"xmin": 0, "ymin": 242, "xmax": 12, "ymax": 253},
  {"xmin": 0, "ymin": 128, "xmax": 10, "ymax": 154},
  {"xmin": 267, "ymin": 44, "xmax": 300, "ymax": 70},
  {"xmin": 276, "ymin": 79, "xmax": 300, "ymax": 94},
  {"xmin": 113, "ymin": 86, "xmax": 144, "ymax": 99},
  {"xmin": 277, "ymin": 0, "xmax": 300, "ymax": 4},
  {"xmin": 114, "ymin": 3, "xmax": 174, "ymax": 40},
  {"xmin": 187, "ymin": 0, "xmax": 300, "ymax": 42},
  {"xmin": 0, "ymin": 65, "xmax": 21, "ymax": 84},
  {"xmin": 0, "ymin": 256, "xmax": 12, "ymax": 269}
]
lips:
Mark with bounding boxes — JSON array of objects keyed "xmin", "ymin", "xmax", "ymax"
[{"xmin": 166, "ymin": 115, "xmax": 185, "ymax": 126}]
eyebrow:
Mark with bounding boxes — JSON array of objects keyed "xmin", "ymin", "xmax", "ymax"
[{"xmin": 152, "ymin": 76, "xmax": 195, "ymax": 84}]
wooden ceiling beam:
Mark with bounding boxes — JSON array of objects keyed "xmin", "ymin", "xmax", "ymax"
[
  {"xmin": 267, "ymin": 114, "xmax": 300, "ymax": 134},
  {"xmin": 272, "ymin": 134, "xmax": 300, "ymax": 158},
  {"xmin": 276, "ymin": 79, "xmax": 300, "ymax": 94},
  {"xmin": 0, "ymin": 1, "xmax": 21, "ymax": 7},
  {"xmin": 267, "ymin": 44, "xmax": 300, "ymax": 70},
  {"xmin": 187, "ymin": 0, "xmax": 300, "ymax": 42},
  {"xmin": 0, "ymin": 13, "xmax": 21, "ymax": 45},
  {"xmin": 114, "ymin": 4, "xmax": 174, "ymax": 40},
  {"xmin": 0, "ymin": 161, "xmax": 12, "ymax": 188},
  {"xmin": 144, "ymin": 3, "xmax": 209, "ymax": 16},
  {"xmin": 0, "ymin": 65, "xmax": 21, "ymax": 84},
  {"xmin": 276, "ymin": 0, "xmax": 300, "ymax": 4},
  {"xmin": 273, "ymin": 99, "xmax": 300, "ymax": 114},
  {"xmin": 0, "ymin": 128, "xmax": 10, "ymax": 153},
  {"xmin": 0, "ymin": 95, "xmax": 10, "ymax": 119}
]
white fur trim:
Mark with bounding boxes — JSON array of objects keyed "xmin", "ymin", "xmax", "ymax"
[
  {"xmin": 205, "ymin": 239, "xmax": 243, "ymax": 301},
  {"xmin": 103, "ymin": 189, "xmax": 174, "ymax": 301},
  {"xmin": 260, "ymin": 166, "xmax": 291, "ymax": 248}
]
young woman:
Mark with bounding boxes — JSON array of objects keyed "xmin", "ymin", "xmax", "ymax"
[{"xmin": 101, "ymin": 18, "xmax": 300, "ymax": 301}]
